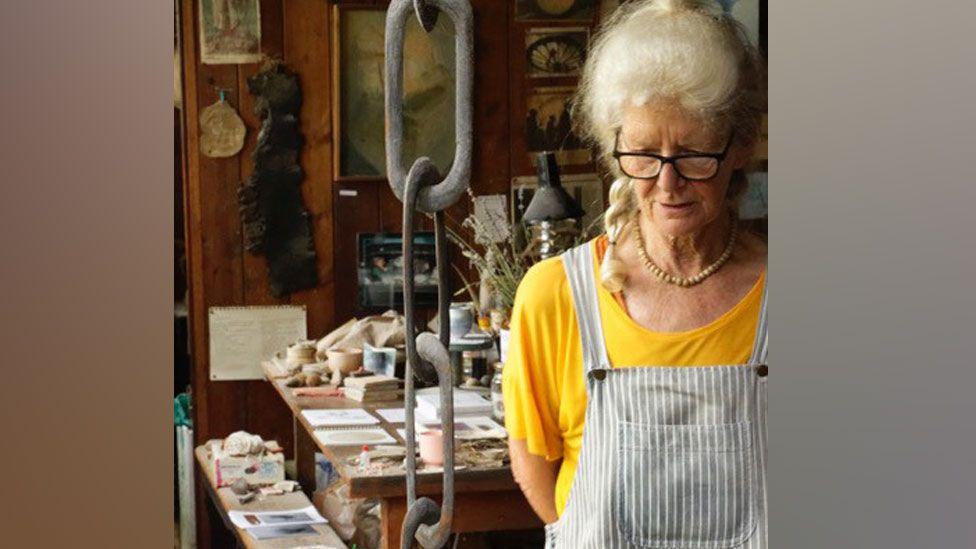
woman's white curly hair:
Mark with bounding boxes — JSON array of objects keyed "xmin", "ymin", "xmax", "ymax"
[{"xmin": 573, "ymin": 0, "xmax": 766, "ymax": 292}]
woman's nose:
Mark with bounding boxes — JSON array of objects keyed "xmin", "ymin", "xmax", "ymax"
[{"xmin": 656, "ymin": 162, "xmax": 685, "ymax": 191}]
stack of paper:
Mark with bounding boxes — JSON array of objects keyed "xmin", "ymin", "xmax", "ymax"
[
  {"xmin": 415, "ymin": 388, "xmax": 492, "ymax": 420},
  {"xmin": 343, "ymin": 375, "xmax": 401, "ymax": 403}
]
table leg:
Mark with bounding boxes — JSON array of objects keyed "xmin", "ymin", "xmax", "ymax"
[
  {"xmin": 381, "ymin": 497, "xmax": 408, "ymax": 549},
  {"xmin": 295, "ymin": 417, "xmax": 317, "ymax": 498},
  {"xmin": 379, "ymin": 490, "xmax": 541, "ymax": 548}
]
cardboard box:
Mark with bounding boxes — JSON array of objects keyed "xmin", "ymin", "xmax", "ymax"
[{"xmin": 211, "ymin": 445, "xmax": 285, "ymax": 487}]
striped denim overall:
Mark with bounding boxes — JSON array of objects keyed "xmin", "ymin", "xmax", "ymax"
[{"xmin": 545, "ymin": 243, "xmax": 768, "ymax": 548}]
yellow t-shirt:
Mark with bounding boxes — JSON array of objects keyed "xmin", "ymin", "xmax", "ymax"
[{"xmin": 502, "ymin": 235, "xmax": 765, "ymax": 516}]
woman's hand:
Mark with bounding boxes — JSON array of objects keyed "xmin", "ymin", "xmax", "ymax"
[{"xmin": 508, "ymin": 437, "xmax": 561, "ymax": 524}]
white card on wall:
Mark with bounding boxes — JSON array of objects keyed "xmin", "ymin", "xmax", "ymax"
[
  {"xmin": 208, "ymin": 305, "xmax": 307, "ymax": 381},
  {"xmin": 473, "ymin": 194, "xmax": 510, "ymax": 243}
]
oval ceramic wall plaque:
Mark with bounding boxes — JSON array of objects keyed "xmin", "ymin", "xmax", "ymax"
[{"xmin": 199, "ymin": 99, "xmax": 246, "ymax": 158}]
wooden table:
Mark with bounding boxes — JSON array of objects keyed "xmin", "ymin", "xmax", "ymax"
[
  {"xmin": 195, "ymin": 441, "xmax": 347, "ymax": 548},
  {"xmin": 263, "ymin": 363, "xmax": 543, "ymax": 548}
]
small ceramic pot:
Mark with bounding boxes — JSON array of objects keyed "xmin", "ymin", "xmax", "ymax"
[
  {"xmin": 449, "ymin": 302, "xmax": 473, "ymax": 339},
  {"xmin": 419, "ymin": 429, "xmax": 444, "ymax": 466},
  {"xmin": 326, "ymin": 347, "xmax": 363, "ymax": 375}
]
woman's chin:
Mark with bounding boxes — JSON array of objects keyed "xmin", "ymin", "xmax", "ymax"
[{"xmin": 648, "ymin": 213, "xmax": 706, "ymax": 238}]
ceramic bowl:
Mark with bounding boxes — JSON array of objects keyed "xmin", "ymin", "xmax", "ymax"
[{"xmin": 326, "ymin": 347, "xmax": 363, "ymax": 374}]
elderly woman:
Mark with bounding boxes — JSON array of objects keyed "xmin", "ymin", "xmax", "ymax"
[{"xmin": 502, "ymin": 1, "xmax": 767, "ymax": 547}]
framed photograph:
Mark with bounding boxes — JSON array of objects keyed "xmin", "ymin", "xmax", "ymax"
[
  {"xmin": 525, "ymin": 27, "xmax": 589, "ymax": 78},
  {"xmin": 333, "ymin": 5, "xmax": 456, "ymax": 179},
  {"xmin": 525, "ymin": 86, "xmax": 592, "ymax": 166},
  {"xmin": 198, "ymin": 0, "xmax": 262, "ymax": 64},
  {"xmin": 516, "ymin": 0, "xmax": 598, "ymax": 22},
  {"xmin": 512, "ymin": 173, "xmax": 607, "ymax": 237}
]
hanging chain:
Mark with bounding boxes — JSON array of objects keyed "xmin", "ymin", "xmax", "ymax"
[{"xmin": 385, "ymin": 1, "xmax": 474, "ymax": 548}]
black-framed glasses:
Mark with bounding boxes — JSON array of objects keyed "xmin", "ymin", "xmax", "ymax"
[{"xmin": 612, "ymin": 131, "xmax": 735, "ymax": 181}]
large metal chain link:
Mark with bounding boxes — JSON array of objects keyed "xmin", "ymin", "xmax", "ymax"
[{"xmin": 384, "ymin": 1, "xmax": 474, "ymax": 547}]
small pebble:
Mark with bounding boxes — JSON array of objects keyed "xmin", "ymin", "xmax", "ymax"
[
  {"xmin": 230, "ymin": 478, "xmax": 250, "ymax": 495},
  {"xmin": 284, "ymin": 375, "xmax": 303, "ymax": 388}
]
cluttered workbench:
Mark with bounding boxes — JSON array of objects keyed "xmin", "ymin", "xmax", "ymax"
[
  {"xmin": 195, "ymin": 440, "xmax": 347, "ymax": 548},
  {"xmin": 260, "ymin": 360, "xmax": 542, "ymax": 548}
]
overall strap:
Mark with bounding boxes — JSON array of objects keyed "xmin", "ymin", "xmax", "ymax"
[
  {"xmin": 748, "ymin": 273, "xmax": 768, "ymax": 364},
  {"xmin": 562, "ymin": 242, "xmax": 612, "ymax": 373}
]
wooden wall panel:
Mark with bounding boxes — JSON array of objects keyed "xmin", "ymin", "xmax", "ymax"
[
  {"xmin": 333, "ymin": 182, "xmax": 381, "ymax": 323},
  {"xmin": 469, "ymin": 0, "xmax": 512, "ymax": 197},
  {"xmin": 236, "ymin": 0, "xmax": 295, "ymax": 460},
  {"xmin": 240, "ymin": 0, "xmax": 287, "ymax": 308},
  {"xmin": 181, "ymin": 3, "xmax": 248, "ymax": 545},
  {"xmin": 284, "ymin": 0, "xmax": 337, "ymax": 341}
]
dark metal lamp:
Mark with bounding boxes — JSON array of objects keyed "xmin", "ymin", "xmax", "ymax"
[{"xmin": 522, "ymin": 152, "xmax": 585, "ymax": 260}]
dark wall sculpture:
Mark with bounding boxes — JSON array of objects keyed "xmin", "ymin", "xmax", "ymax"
[{"xmin": 239, "ymin": 63, "xmax": 319, "ymax": 297}]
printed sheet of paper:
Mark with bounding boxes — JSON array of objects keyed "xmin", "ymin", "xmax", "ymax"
[
  {"xmin": 229, "ymin": 506, "xmax": 327, "ymax": 530},
  {"xmin": 414, "ymin": 415, "xmax": 508, "ymax": 440},
  {"xmin": 314, "ymin": 428, "xmax": 397, "ymax": 446},
  {"xmin": 209, "ymin": 306, "xmax": 307, "ymax": 380},
  {"xmin": 376, "ymin": 408, "xmax": 406, "ymax": 423},
  {"xmin": 302, "ymin": 408, "xmax": 379, "ymax": 427},
  {"xmin": 247, "ymin": 524, "xmax": 319, "ymax": 540}
]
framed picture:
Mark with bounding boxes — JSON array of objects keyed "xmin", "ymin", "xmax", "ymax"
[
  {"xmin": 512, "ymin": 173, "xmax": 607, "ymax": 237},
  {"xmin": 333, "ymin": 5, "xmax": 456, "ymax": 180},
  {"xmin": 525, "ymin": 27, "xmax": 589, "ymax": 78},
  {"xmin": 357, "ymin": 232, "xmax": 438, "ymax": 310},
  {"xmin": 198, "ymin": 0, "xmax": 262, "ymax": 65},
  {"xmin": 524, "ymin": 86, "xmax": 592, "ymax": 166},
  {"xmin": 516, "ymin": 0, "xmax": 598, "ymax": 22}
]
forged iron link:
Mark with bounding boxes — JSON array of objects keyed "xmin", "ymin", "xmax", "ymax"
[
  {"xmin": 385, "ymin": 1, "xmax": 473, "ymax": 547},
  {"xmin": 385, "ymin": 0, "xmax": 473, "ymax": 214}
]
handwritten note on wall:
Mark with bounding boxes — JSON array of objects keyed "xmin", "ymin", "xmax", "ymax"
[{"xmin": 208, "ymin": 306, "xmax": 307, "ymax": 380}]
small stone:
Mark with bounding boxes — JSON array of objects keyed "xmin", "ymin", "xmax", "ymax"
[
  {"xmin": 237, "ymin": 491, "xmax": 256, "ymax": 504},
  {"xmin": 284, "ymin": 375, "xmax": 303, "ymax": 388},
  {"xmin": 230, "ymin": 478, "xmax": 250, "ymax": 495}
]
